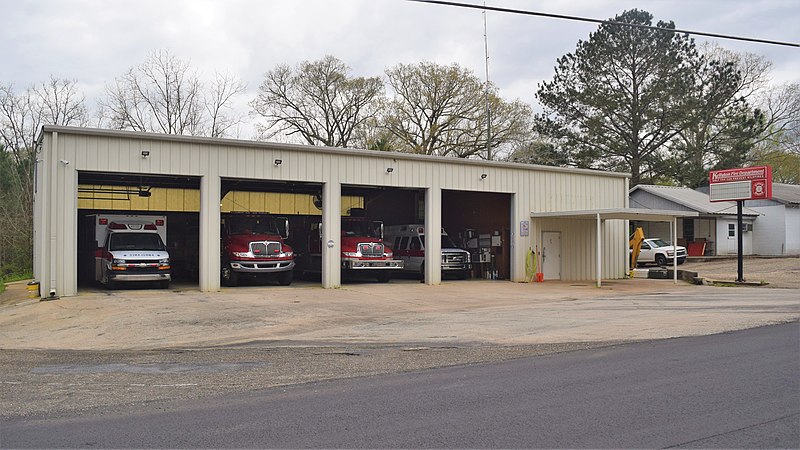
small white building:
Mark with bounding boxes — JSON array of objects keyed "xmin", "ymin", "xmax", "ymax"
[
  {"xmin": 744, "ymin": 183, "xmax": 800, "ymax": 256},
  {"xmin": 629, "ymin": 185, "xmax": 759, "ymax": 256}
]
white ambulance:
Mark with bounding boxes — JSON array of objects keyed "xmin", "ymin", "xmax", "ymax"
[
  {"xmin": 88, "ymin": 214, "xmax": 171, "ymax": 289},
  {"xmin": 384, "ymin": 224, "xmax": 471, "ymax": 279}
]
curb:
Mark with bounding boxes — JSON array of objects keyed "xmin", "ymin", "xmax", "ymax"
[{"xmin": 691, "ymin": 277, "xmax": 769, "ymax": 287}]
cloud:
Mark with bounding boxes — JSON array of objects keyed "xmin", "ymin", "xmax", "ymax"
[{"xmin": 2, "ymin": 0, "xmax": 797, "ymax": 134}]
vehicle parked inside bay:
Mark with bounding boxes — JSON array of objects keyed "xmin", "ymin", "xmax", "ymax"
[
  {"xmin": 294, "ymin": 208, "xmax": 403, "ymax": 283},
  {"xmin": 84, "ymin": 214, "xmax": 171, "ymax": 289},
  {"xmin": 384, "ymin": 224, "xmax": 471, "ymax": 279},
  {"xmin": 220, "ymin": 212, "xmax": 295, "ymax": 286}
]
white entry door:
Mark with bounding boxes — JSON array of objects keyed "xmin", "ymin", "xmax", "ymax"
[
  {"xmin": 725, "ymin": 221, "xmax": 738, "ymax": 254},
  {"xmin": 541, "ymin": 231, "xmax": 561, "ymax": 280}
]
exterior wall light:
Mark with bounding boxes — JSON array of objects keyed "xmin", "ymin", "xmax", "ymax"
[
  {"xmin": 480, "ymin": 173, "xmax": 488, "ymax": 180},
  {"xmin": 141, "ymin": 150, "xmax": 150, "ymax": 158},
  {"xmin": 386, "ymin": 167, "xmax": 394, "ymax": 174},
  {"xmin": 274, "ymin": 159, "xmax": 282, "ymax": 166}
]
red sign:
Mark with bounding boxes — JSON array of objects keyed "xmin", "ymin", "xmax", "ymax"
[{"xmin": 708, "ymin": 166, "xmax": 772, "ymax": 202}]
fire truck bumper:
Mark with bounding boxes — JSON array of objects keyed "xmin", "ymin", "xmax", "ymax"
[
  {"xmin": 230, "ymin": 260, "xmax": 295, "ymax": 273},
  {"xmin": 342, "ymin": 259, "xmax": 404, "ymax": 270}
]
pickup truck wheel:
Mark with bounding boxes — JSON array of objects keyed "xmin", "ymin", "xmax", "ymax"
[
  {"xmin": 375, "ymin": 272, "xmax": 391, "ymax": 283},
  {"xmin": 221, "ymin": 264, "xmax": 239, "ymax": 287},
  {"xmin": 655, "ymin": 254, "xmax": 667, "ymax": 267},
  {"xmin": 456, "ymin": 270, "xmax": 469, "ymax": 280},
  {"xmin": 277, "ymin": 270, "xmax": 293, "ymax": 286}
]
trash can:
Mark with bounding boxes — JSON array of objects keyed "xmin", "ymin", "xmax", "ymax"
[{"xmin": 26, "ymin": 281, "xmax": 40, "ymax": 299}]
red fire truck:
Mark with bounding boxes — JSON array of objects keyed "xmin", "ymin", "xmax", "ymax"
[
  {"xmin": 296, "ymin": 209, "xmax": 403, "ymax": 282},
  {"xmin": 220, "ymin": 213, "xmax": 295, "ymax": 286}
]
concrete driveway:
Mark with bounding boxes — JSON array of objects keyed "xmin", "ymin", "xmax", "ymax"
[{"xmin": 1, "ymin": 278, "xmax": 798, "ymax": 351}]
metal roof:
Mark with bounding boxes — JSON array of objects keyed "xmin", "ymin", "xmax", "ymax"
[
  {"xmin": 770, "ymin": 183, "xmax": 800, "ymax": 205},
  {"xmin": 39, "ymin": 125, "xmax": 630, "ymax": 179},
  {"xmin": 630, "ymin": 184, "xmax": 760, "ymax": 216}
]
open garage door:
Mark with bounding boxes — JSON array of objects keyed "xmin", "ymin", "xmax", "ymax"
[
  {"xmin": 442, "ymin": 190, "xmax": 512, "ymax": 280},
  {"xmin": 77, "ymin": 171, "xmax": 201, "ymax": 291}
]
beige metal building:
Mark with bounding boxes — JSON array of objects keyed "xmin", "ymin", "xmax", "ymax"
[{"xmin": 34, "ymin": 125, "xmax": 634, "ymax": 298}]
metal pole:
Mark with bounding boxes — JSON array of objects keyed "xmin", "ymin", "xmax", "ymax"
[
  {"xmin": 483, "ymin": 2, "xmax": 492, "ymax": 160},
  {"xmin": 736, "ymin": 200, "xmax": 744, "ymax": 282},
  {"xmin": 673, "ymin": 216, "xmax": 678, "ymax": 284},
  {"xmin": 596, "ymin": 213, "xmax": 602, "ymax": 288}
]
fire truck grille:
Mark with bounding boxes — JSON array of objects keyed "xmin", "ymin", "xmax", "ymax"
[
  {"xmin": 250, "ymin": 241, "xmax": 282, "ymax": 257},
  {"xmin": 358, "ymin": 243, "xmax": 384, "ymax": 257}
]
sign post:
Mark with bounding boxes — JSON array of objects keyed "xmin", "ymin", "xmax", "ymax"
[{"xmin": 708, "ymin": 166, "xmax": 772, "ymax": 282}]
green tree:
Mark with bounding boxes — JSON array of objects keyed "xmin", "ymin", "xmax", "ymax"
[
  {"xmin": 504, "ymin": 137, "xmax": 569, "ymax": 167},
  {"xmin": 667, "ymin": 46, "xmax": 777, "ymax": 188},
  {"xmin": 384, "ymin": 61, "xmax": 532, "ymax": 159},
  {"xmin": 535, "ymin": 9, "xmax": 697, "ymax": 185},
  {"xmin": 251, "ymin": 55, "xmax": 384, "ymax": 147}
]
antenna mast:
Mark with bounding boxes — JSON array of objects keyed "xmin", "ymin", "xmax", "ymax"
[{"xmin": 483, "ymin": 2, "xmax": 492, "ymax": 160}]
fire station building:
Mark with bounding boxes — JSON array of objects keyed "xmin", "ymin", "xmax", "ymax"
[{"xmin": 33, "ymin": 125, "xmax": 667, "ymax": 298}]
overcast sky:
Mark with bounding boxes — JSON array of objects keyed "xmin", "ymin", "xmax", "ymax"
[{"xmin": 2, "ymin": 0, "xmax": 798, "ymax": 139}]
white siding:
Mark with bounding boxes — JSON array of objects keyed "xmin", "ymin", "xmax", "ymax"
[
  {"xmin": 786, "ymin": 207, "xmax": 800, "ymax": 255},
  {"xmin": 35, "ymin": 127, "xmax": 630, "ymax": 297},
  {"xmin": 750, "ymin": 205, "xmax": 786, "ymax": 255}
]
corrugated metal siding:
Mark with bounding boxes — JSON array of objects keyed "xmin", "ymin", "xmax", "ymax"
[{"xmin": 35, "ymin": 127, "xmax": 629, "ymax": 296}]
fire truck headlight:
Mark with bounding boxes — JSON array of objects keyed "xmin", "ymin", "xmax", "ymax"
[
  {"xmin": 232, "ymin": 252, "xmax": 251, "ymax": 258},
  {"xmin": 112, "ymin": 259, "xmax": 126, "ymax": 265},
  {"xmin": 159, "ymin": 258, "xmax": 170, "ymax": 265},
  {"xmin": 280, "ymin": 251, "xmax": 293, "ymax": 258},
  {"xmin": 343, "ymin": 252, "xmax": 360, "ymax": 257}
]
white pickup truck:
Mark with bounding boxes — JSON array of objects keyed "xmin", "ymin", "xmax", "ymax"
[{"xmin": 636, "ymin": 238, "xmax": 687, "ymax": 267}]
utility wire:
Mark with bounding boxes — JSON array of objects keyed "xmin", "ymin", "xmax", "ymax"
[{"xmin": 407, "ymin": 0, "xmax": 799, "ymax": 48}]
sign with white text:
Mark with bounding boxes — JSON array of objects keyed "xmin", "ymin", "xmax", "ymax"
[{"xmin": 709, "ymin": 166, "xmax": 772, "ymax": 202}]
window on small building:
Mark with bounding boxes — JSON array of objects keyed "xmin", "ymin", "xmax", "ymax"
[{"xmin": 728, "ymin": 223, "xmax": 736, "ymax": 237}]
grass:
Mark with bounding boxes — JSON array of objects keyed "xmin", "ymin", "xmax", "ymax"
[{"xmin": 0, "ymin": 272, "xmax": 34, "ymax": 295}]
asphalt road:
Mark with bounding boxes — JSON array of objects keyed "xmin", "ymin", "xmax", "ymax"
[{"xmin": 3, "ymin": 323, "xmax": 797, "ymax": 449}]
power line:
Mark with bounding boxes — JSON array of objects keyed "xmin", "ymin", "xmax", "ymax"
[{"xmin": 407, "ymin": 0, "xmax": 800, "ymax": 48}]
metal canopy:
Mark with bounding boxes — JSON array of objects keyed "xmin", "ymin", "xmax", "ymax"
[
  {"xmin": 530, "ymin": 207, "xmax": 698, "ymax": 222},
  {"xmin": 530, "ymin": 208, "xmax": 699, "ymax": 287}
]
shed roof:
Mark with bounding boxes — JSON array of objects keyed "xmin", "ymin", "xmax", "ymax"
[
  {"xmin": 771, "ymin": 183, "xmax": 800, "ymax": 205},
  {"xmin": 630, "ymin": 184, "xmax": 760, "ymax": 216}
]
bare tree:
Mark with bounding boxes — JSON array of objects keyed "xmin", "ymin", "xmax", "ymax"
[
  {"xmin": 206, "ymin": 71, "xmax": 247, "ymax": 138},
  {"xmin": 754, "ymin": 81, "xmax": 800, "ymax": 155},
  {"xmin": 36, "ymin": 76, "xmax": 89, "ymax": 128},
  {"xmin": 0, "ymin": 78, "xmax": 87, "ymax": 275},
  {"xmin": 385, "ymin": 61, "xmax": 531, "ymax": 159},
  {"xmin": 101, "ymin": 50, "xmax": 244, "ymax": 137},
  {"xmin": 251, "ymin": 55, "xmax": 384, "ymax": 147}
]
